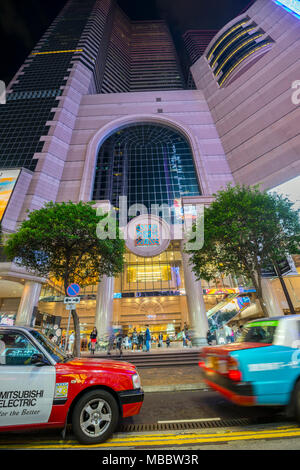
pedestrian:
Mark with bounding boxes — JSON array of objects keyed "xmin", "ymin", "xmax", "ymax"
[
  {"xmin": 68, "ymin": 332, "xmax": 75, "ymax": 354},
  {"xmin": 107, "ymin": 331, "xmax": 115, "ymax": 356},
  {"xmin": 123, "ymin": 335, "xmax": 129, "ymax": 350},
  {"xmin": 132, "ymin": 328, "xmax": 138, "ymax": 351},
  {"xmin": 206, "ymin": 330, "xmax": 213, "ymax": 345},
  {"xmin": 116, "ymin": 332, "xmax": 123, "ymax": 357},
  {"xmin": 166, "ymin": 336, "xmax": 171, "ymax": 348},
  {"xmin": 158, "ymin": 332, "xmax": 163, "ymax": 348},
  {"xmin": 230, "ymin": 329, "xmax": 235, "ymax": 343},
  {"xmin": 224, "ymin": 324, "xmax": 233, "ymax": 344},
  {"xmin": 90, "ymin": 327, "xmax": 98, "ymax": 355},
  {"xmin": 138, "ymin": 332, "xmax": 144, "ymax": 351},
  {"xmin": 182, "ymin": 328, "xmax": 187, "ymax": 347},
  {"xmin": 145, "ymin": 325, "xmax": 151, "ymax": 352},
  {"xmin": 236, "ymin": 325, "xmax": 243, "ymax": 341}
]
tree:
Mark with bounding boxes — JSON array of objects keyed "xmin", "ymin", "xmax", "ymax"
[
  {"xmin": 4, "ymin": 201, "xmax": 125, "ymax": 356},
  {"xmin": 187, "ymin": 184, "xmax": 300, "ymax": 317}
]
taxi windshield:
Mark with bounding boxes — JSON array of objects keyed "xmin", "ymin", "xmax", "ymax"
[
  {"xmin": 31, "ymin": 330, "xmax": 70, "ymax": 363},
  {"xmin": 237, "ymin": 321, "xmax": 278, "ymax": 344}
]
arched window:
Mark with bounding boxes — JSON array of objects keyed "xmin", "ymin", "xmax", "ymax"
[{"xmin": 92, "ymin": 123, "xmax": 201, "ymax": 213}]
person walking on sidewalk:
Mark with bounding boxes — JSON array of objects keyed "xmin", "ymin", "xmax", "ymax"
[
  {"xmin": 90, "ymin": 327, "xmax": 98, "ymax": 355},
  {"xmin": 107, "ymin": 331, "xmax": 115, "ymax": 356},
  {"xmin": 145, "ymin": 325, "xmax": 151, "ymax": 352},
  {"xmin": 158, "ymin": 332, "xmax": 163, "ymax": 348},
  {"xmin": 116, "ymin": 332, "xmax": 123, "ymax": 358},
  {"xmin": 182, "ymin": 328, "xmax": 187, "ymax": 347},
  {"xmin": 132, "ymin": 328, "xmax": 138, "ymax": 351},
  {"xmin": 138, "ymin": 332, "xmax": 144, "ymax": 351}
]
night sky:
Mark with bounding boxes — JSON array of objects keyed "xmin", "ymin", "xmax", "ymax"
[{"xmin": 1, "ymin": 0, "xmax": 254, "ymax": 86}]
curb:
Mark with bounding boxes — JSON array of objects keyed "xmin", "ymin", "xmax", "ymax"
[{"xmin": 143, "ymin": 383, "xmax": 207, "ymax": 393}]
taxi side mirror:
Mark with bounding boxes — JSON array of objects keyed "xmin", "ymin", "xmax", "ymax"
[{"xmin": 31, "ymin": 353, "xmax": 49, "ymax": 367}]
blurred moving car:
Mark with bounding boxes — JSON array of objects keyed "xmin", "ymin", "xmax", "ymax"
[
  {"xmin": 199, "ymin": 315, "xmax": 300, "ymax": 422},
  {"xmin": 0, "ymin": 326, "xmax": 143, "ymax": 444}
]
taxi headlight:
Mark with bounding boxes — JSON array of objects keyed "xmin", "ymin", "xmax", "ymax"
[{"xmin": 132, "ymin": 373, "xmax": 141, "ymax": 389}]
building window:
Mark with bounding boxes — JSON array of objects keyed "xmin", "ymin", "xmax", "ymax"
[{"xmin": 92, "ymin": 123, "xmax": 201, "ymax": 218}]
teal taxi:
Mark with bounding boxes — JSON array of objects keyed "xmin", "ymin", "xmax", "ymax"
[{"xmin": 199, "ymin": 316, "xmax": 300, "ymax": 422}]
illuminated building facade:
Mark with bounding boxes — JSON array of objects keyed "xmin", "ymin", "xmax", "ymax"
[{"xmin": 0, "ymin": 0, "xmax": 299, "ymax": 342}]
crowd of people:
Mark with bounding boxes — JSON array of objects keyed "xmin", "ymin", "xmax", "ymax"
[
  {"xmin": 206, "ymin": 324, "xmax": 244, "ymax": 345},
  {"xmin": 106, "ymin": 326, "xmax": 169, "ymax": 356},
  {"xmin": 81, "ymin": 325, "xmax": 191, "ymax": 356},
  {"xmin": 50, "ymin": 323, "xmax": 244, "ymax": 354}
]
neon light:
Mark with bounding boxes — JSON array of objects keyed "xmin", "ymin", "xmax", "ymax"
[
  {"xmin": 215, "ymin": 33, "xmax": 264, "ymax": 76},
  {"xmin": 274, "ymin": 0, "xmax": 300, "ymax": 19},
  {"xmin": 31, "ymin": 49, "xmax": 83, "ymax": 55},
  {"xmin": 211, "ymin": 27, "xmax": 256, "ymax": 68},
  {"xmin": 219, "ymin": 42, "xmax": 273, "ymax": 86},
  {"xmin": 207, "ymin": 21, "xmax": 248, "ymax": 61}
]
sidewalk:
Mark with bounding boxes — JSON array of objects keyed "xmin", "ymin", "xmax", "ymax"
[
  {"xmin": 138, "ymin": 365, "xmax": 207, "ymax": 393},
  {"xmin": 82, "ymin": 347, "xmax": 207, "ymax": 393}
]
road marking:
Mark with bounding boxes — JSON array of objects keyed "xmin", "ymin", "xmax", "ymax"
[
  {"xmin": 0, "ymin": 425, "xmax": 299, "ymax": 449},
  {"xmin": 157, "ymin": 418, "xmax": 221, "ymax": 424}
]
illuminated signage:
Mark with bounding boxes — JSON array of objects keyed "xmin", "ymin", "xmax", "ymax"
[
  {"xmin": 0, "ymin": 169, "xmax": 21, "ymax": 221},
  {"xmin": 135, "ymin": 224, "xmax": 160, "ymax": 246},
  {"xmin": 125, "ymin": 214, "xmax": 170, "ymax": 257},
  {"xmin": 274, "ymin": 0, "xmax": 300, "ymax": 19}
]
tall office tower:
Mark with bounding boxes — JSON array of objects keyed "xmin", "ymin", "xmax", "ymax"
[
  {"xmin": 101, "ymin": 15, "xmax": 185, "ymax": 93},
  {"xmin": 0, "ymin": 0, "xmax": 113, "ymax": 172},
  {"xmin": 182, "ymin": 30, "xmax": 219, "ymax": 65},
  {"xmin": 0, "ymin": 0, "xmax": 186, "ymax": 179}
]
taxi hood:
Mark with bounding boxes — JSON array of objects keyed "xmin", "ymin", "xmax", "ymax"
[
  {"xmin": 201, "ymin": 342, "xmax": 271, "ymax": 357},
  {"xmin": 64, "ymin": 357, "xmax": 137, "ymax": 373}
]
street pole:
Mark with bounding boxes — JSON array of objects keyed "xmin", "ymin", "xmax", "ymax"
[
  {"xmin": 64, "ymin": 308, "xmax": 72, "ymax": 352},
  {"xmin": 273, "ymin": 260, "xmax": 296, "ymax": 315}
]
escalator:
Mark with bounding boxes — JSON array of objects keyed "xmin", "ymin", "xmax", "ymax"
[{"xmin": 207, "ymin": 293, "xmax": 253, "ymax": 331}]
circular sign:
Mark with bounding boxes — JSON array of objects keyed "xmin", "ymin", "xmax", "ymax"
[
  {"xmin": 67, "ymin": 283, "xmax": 81, "ymax": 297},
  {"xmin": 124, "ymin": 214, "xmax": 170, "ymax": 257}
]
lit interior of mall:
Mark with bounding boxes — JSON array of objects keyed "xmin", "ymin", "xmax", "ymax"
[{"xmin": 0, "ymin": 251, "xmax": 300, "ymax": 348}]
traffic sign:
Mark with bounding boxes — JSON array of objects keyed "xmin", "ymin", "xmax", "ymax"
[
  {"xmin": 64, "ymin": 296, "xmax": 80, "ymax": 304},
  {"xmin": 66, "ymin": 304, "xmax": 76, "ymax": 310},
  {"xmin": 67, "ymin": 283, "xmax": 81, "ymax": 297}
]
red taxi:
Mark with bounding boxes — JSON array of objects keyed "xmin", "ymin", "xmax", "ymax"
[{"xmin": 0, "ymin": 326, "xmax": 144, "ymax": 444}]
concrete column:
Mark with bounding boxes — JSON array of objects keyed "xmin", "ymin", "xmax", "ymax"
[
  {"xmin": 261, "ymin": 278, "xmax": 284, "ymax": 317},
  {"xmin": 181, "ymin": 245, "xmax": 208, "ymax": 344},
  {"xmin": 95, "ymin": 276, "xmax": 114, "ymax": 338},
  {"xmin": 15, "ymin": 281, "xmax": 42, "ymax": 326}
]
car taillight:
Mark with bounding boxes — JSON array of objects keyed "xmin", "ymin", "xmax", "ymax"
[
  {"xmin": 228, "ymin": 370, "xmax": 242, "ymax": 381},
  {"xmin": 227, "ymin": 357, "xmax": 242, "ymax": 382},
  {"xmin": 199, "ymin": 360, "xmax": 205, "ymax": 368}
]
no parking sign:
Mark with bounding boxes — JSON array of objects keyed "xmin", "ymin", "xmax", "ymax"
[{"xmin": 67, "ymin": 283, "xmax": 81, "ymax": 297}]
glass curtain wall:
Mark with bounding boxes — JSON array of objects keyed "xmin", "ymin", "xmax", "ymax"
[{"xmin": 92, "ymin": 123, "xmax": 201, "ymax": 218}]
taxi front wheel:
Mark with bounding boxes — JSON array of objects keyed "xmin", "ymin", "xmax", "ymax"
[{"xmin": 71, "ymin": 389, "xmax": 119, "ymax": 445}]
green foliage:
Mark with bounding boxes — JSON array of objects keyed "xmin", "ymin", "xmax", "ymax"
[
  {"xmin": 4, "ymin": 201, "xmax": 125, "ymax": 292},
  {"xmin": 187, "ymin": 184, "xmax": 300, "ymax": 308}
]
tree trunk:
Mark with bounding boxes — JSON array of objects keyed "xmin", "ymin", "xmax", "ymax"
[
  {"xmin": 273, "ymin": 260, "xmax": 296, "ymax": 315},
  {"xmin": 250, "ymin": 272, "xmax": 269, "ymax": 318}
]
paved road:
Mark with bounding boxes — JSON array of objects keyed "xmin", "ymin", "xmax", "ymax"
[
  {"xmin": 0, "ymin": 389, "xmax": 299, "ymax": 450},
  {"xmin": 122, "ymin": 389, "xmax": 284, "ymax": 425}
]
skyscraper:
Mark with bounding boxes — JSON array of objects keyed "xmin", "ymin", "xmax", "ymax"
[{"xmin": 182, "ymin": 30, "xmax": 219, "ymax": 65}]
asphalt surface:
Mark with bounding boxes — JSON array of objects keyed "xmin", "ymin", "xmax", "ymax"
[
  {"xmin": 0, "ymin": 389, "xmax": 290, "ymax": 447},
  {"xmin": 121, "ymin": 389, "xmax": 285, "ymax": 426}
]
